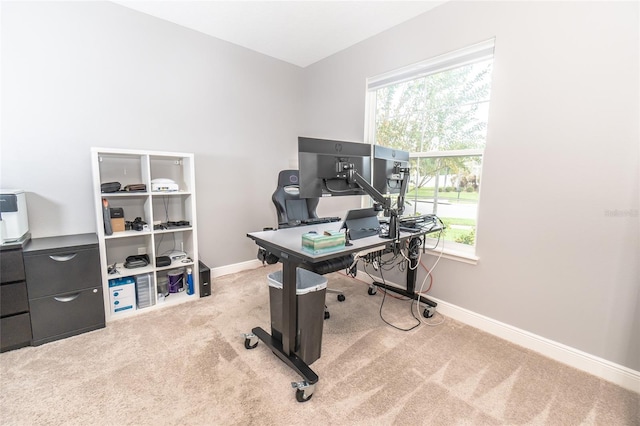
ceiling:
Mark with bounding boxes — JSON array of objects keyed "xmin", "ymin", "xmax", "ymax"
[{"xmin": 113, "ymin": 1, "xmax": 445, "ymax": 68}]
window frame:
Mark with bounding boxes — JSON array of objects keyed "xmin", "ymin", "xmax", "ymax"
[{"xmin": 364, "ymin": 39, "xmax": 495, "ymax": 263}]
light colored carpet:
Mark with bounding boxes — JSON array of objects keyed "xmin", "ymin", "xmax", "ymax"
[{"xmin": 1, "ymin": 264, "xmax": 638, "ymax": 425}]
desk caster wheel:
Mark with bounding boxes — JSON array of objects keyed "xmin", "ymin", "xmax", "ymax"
[
  {"xmin": 292, "ymin": 381, "xmax": 315, "ymax": 403},
  {"xmin": 337, "ymin": 294, "xmax": 346, "ymax": 302},
  {"xmin": 423, "ymin": 307, "xmax": 435, "ymax": 319},
  {"xmin": 368, "ymin": 286, "xmax": 377, "ymax": 296},
  {"xmin": 243, "ymin": 333, "xmax": 258, "ymax": 349},
  {"xmin": 324, "ymin": 310, "xmax": 330, "ymax": 319},
  {"xmin": 296, "ymin": 388, "xmax": 313, "ymax": 402}
]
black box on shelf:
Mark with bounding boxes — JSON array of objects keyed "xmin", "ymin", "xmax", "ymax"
[{"xmin": 109, "ymin": 208, "xmax": 124, "ymax": 219}]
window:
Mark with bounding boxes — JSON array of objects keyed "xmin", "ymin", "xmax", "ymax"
[{"xmin": 366, "ymin": 40, "xmax": 495, "ymax": 257}]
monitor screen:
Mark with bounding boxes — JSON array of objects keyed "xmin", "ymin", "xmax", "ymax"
[
  {"xmin": 372, "ymin": 145, "xmax": 410, "ymax": 195},
  {"xmin": 298, "ymin": 137, "xmax": 372, "ymax": 198}
]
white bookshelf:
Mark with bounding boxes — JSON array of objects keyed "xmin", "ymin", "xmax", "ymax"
[{"xmin": 91, "ymin": 148, "xmax": 199, "ymax": 321}]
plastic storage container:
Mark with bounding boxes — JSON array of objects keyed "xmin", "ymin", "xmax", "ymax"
[
  {"xmin": 268, "ymin": 268, "xmax": 327, "ymax": 365},
  {"xmin": 134, "ymin": 273, "xmax": 155, "ymax": 309}
]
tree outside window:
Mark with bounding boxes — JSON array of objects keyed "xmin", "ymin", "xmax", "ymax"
[{"xmin": 367, "ymin": 41, "xmax": 494, "ymax": 251}]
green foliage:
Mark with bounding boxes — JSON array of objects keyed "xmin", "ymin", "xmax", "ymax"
[
  {"xmin": 375, "ymin": 62, "xmax": 492, "ymax": 153},
  {"xmin": 455, "ymin": 229, "xmax": 475, "ymax": 245},
  {"xmin": 375, "ymin": 60, "xmax": 492, "ymax": 192}
]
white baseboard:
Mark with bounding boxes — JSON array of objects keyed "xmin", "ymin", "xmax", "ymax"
[
  {"xmin": 217, "ymin": 264, "xmax": 640, "ymax": 393},
  {"xmin": 210, "ymin": 259, "xmax": 262, "ymax": 278}
]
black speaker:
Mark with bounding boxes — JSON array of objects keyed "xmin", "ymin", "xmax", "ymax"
[{"xmin": 199, "ymin": 260, "xmax": 211, "ymax": 297}]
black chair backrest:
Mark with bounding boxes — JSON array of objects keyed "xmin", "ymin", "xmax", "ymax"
[
  {"xmin": 269, "ymin": 169, "xmax": 354, "ymax": 274},
  {"xmin": 272, "ymin": 170, "xmax": 319, "ymax": 227}
]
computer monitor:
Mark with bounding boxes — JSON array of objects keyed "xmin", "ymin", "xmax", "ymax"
[
  {"xmin": 298, "ymin": 137, "xmax": 372, "ymax": 198},
  {"xmin": 372, "ymin": 145, "xmax": 410, "ymax": 195}
]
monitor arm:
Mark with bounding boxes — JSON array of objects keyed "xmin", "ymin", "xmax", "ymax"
[
  {"xmin": 339, "ymin": 161, "xmax": 409, "ymax": 240},
  {"xmin": 394, "ymin": 163, "xmax": 410, "ymax": 217}
]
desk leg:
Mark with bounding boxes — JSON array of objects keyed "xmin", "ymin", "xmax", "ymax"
[
  {"xmin": 280, "ymin": 257, "xmax": 297, "ymax": 356},
  {"xmin": 244, "ymin": 256, "xmax": 319, "ymax": 402},
  {"xmin": 249, "ymin": 327, "xmax": 318, "ymax": 385},
  {"xmin": 371, "ymin": 236, "xmax": 437, "ymax": 316}
]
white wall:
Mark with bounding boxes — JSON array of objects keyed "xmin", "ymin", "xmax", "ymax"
[
  {"xmin": 0, "ymin": 1, "xmax": 302, "ymax": 267},
  {"xmin": 300, "ymin": 1, "xmax": 640, "ymax": 372}
]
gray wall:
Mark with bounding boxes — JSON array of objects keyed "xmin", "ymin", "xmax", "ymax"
[
  {"xmin": 2, "ymin": 1, "xmax": 638, "ymax": 373},
  {"xmin": 1, "ymin": 1, "xmax": 301, "ymax": 267},
  {"xmin": 300, "ymin": 1, "xmax": 639, "ymax": 371}
]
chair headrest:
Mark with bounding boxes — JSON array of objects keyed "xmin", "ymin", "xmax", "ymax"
[{"xmin": 277, "ymin": 170, "xmax": 300, "ymax": 188}]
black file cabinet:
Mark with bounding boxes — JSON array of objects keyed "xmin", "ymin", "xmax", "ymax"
[
  {"xmin": 0, "ymin": 240, "xmax": 32, "ymax": 352},
  {"xmin": 24, "ymin": 233, "xmax": 105, "ymax": 346}
]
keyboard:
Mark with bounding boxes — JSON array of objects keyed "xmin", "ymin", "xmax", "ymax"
[{"xmin": 301, "ymin": 216, "xmax": 341, "ymax": 225}]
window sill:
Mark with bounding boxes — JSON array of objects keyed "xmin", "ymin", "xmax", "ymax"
[{"xmin": 423, "ymin": 238, "xmax": 479, "ymax": 265}]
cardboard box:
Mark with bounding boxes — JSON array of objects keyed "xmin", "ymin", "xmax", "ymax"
[
  {"xmin": 108, "ymin": 277, "xmax": 136, "ymax": 314},
  {"xmin": 111, "ymin": 217, "xmax": 125, "ymax": 232},
  {"xmin": 302, "ymin": 230, "xmax": 346, "ymax": 254}
]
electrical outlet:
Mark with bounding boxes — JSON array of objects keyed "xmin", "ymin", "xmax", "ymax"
[{"xmin": 137, "ymin": 247, "xmax": 147, "ymax": 255}]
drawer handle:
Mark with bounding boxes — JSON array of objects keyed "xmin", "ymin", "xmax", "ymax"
[
  {"xmin": 49, "ymin": 253, "xmax": 77, "ymax": 262},
  {"xmin": 54, "ymin": 293, "xmax": 80, "ymax": 303}
]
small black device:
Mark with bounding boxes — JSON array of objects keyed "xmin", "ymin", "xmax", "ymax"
[
  {"xmin": 109, "ymin": 207, "xmax": 124, "ymax": 219},
  {"xmin": 124, "ymin": 183, "xmax": 146, "ymax": 192},
  {"xmin": 127, "ymin": 217, "xmax": 147, "ymax": 231},
  {"xmin": 199, "ymin": 260, "xmax": 211, "ymax": 298},
  {"xmin": 166, "ymin": 220, "xmax": 190, "ymax": 228},
  {"xmin": 101, "ymin": 182, "xmax": 121, "ymax": 193},
  {"xmin": 155, "ymin": 256, "xmax": 171, "ymax": 267},
  {"xmin": 124, "ymin": 254, "xmax": 150, "ymax": 268},
  {"xmin": 257, "ymin": 248, "xmax": 279, "ymax": 265}
]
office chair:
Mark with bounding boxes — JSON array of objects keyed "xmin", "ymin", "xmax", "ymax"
[{"xmin": 271, "ymin": 170, "xmax": 351, "ymax": 318}]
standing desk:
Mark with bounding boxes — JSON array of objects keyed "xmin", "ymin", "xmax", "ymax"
[{"xmin": 245, "ymin": 222, "xmax": 441, "ymax": 402}]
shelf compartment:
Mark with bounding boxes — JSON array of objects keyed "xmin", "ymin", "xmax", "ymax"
[
  {"xmin": 151, "ymin": 193, "xmax": 194, "ymax": 226},
  {"xmin": 150, "ymin": 155, "xmax": 193, "ymax": 192},
  {"xmin": 105, "ymin": 235, "xmax": 152, "ymax": 267},
  {"xmin": 97, "ymin": 153, "xmax": 150, "ymax": 190}
]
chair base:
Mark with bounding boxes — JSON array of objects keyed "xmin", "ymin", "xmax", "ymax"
[{"xmin": 324, "ymin": 288, "xmax": 346, "ymax": 319}]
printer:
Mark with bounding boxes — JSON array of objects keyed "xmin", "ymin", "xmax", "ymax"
[{"xmin": 0, "ymin": 189, "xmax": 30, "ymax": 244}]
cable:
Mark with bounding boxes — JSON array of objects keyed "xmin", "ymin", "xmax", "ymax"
[
  {"xmin": 376, "ymin": 267, "xmax": 421, "ymax": 331},
  {"xmin": 323, "ymin": 179, "xmax": 358, "ymax": 194},
  {"xmin": 341, "ymin": 221, "xmax": 447, "ymax": 329},
  {"xmin": 414, "ymin": 227, "xmax": 445, "ymax": 325}
]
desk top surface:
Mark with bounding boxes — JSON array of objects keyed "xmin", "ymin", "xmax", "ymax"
[{"xmin": 248, "ymin": 222, "xmax": 420, "ymax": 263}]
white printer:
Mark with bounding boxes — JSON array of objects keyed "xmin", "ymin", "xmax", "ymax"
[
  {"xmin": 0, "ymin": 189, "xmax": 30, "ymax": 244},
  {"xmin": 151, "ymin": 178, "xmax": 179, "ymax": 192}
]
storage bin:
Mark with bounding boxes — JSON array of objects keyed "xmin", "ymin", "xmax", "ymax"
[{"xmin": 268, "ymin": 268, "xmax": 327, "ymax": 365}]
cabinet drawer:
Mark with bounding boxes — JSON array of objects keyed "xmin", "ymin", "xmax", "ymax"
[
  {"xmin": 0, "ymin": 249, "xmax": 25, "ymax": 283},
  {"xmin": 30, "ymin": 287, "xmax": 105, "ymax": 346},
  {"xmin": 0, "ymin": 313, "xmax": 32, "ymax": 352},
  {"xmin": 0, "ymin": 282, "xmax": 29, "ymax": 317},
  {"xmin": 25, "ymin": 247, "xmax": 101, "ymax": 298}
]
